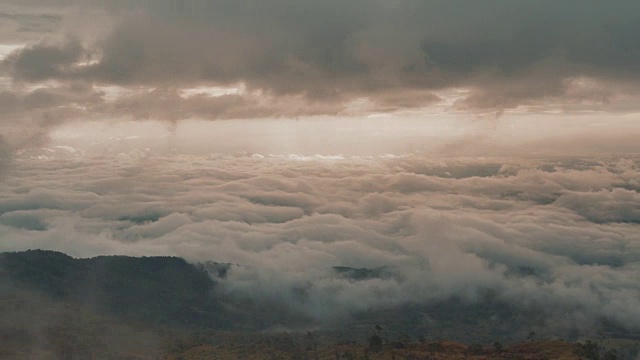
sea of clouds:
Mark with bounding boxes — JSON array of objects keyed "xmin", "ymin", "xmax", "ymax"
[
  {"xmin": 1, "ymin": 146, "xmax": 639, "ymax": 333},
  {"xmin": 0, "ymin": 0, "xmax": 639, "ymax": 342}
]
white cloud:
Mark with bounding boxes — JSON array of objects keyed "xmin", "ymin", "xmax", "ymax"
[{"xmin": 1, "ymin": 151, "xmax": 639, "ymax": 331}]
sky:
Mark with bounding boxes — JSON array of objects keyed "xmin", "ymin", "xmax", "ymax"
[
  {"xmin": 0, "ymin": 0, "xmax": 640, "ymax": 153},
  {"xmin": 1, "ymin": 0, "xmax": 640, "ymax": 336}
]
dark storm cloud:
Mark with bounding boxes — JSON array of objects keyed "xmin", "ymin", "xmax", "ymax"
[
  {"xmin": 3, "ymin": 38, "xmax": 84, "ymax": 82},
  {"xmin": 0, "ymin": 83, "xmax": 101, "ymax": 112},
  {"xmin": 0, "ymin": 3, "xmax": 66, "ymax": 43},
  {"xmin": 2, "ymin": 0, "xmax": 640, "ymax": 112},
  {"xmin": 0, "ymin": 11, "xmax": 62, "ymax": 35},
  {"xmin": 96, "ymin": 88, "xmax": 348, "ymax": 121}
]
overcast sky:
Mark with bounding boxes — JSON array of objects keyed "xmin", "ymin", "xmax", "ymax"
[{"xmin": 0, "ymin": 0, "xmax": 639, "ymax": 156}]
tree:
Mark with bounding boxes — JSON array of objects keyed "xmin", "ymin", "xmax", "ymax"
[
  {"xmin": 527, "ymin": 331, "xmax": 536, "ymax": 342},
  {"xmin": 368, "ymin": 334, "xmax": 383, "ymax": 352},
  {"xmin": 602, "ymin": 349, "xmax": 618, "ymax": 360},
  {"xmin": 468, "ymin": 344, "xmax": 484, "ymax": 355},
  {"xmin": 576, "ymin": 340, "xmax": 601, "ymax": 360}
]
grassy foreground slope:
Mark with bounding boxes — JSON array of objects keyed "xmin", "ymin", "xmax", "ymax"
[{"xmin": 165, "ymin": 339, "xmax": 583, "ymax": 360}]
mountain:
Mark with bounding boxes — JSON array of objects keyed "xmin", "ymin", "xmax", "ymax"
[
  {"xmin": 0, "ymin": 250, "xmax": 245, "ymax": 359},
  {"xmin": 1, "ymin": 250, "xmax": 639, "ymax": 359},
  {"xmin": 1, "ymin": 250, "xmax": 221, "ymax": 327}
]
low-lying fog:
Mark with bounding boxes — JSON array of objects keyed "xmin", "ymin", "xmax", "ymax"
[{"xmin": 1, "ymin": 117, "xmax": 639, "ymax": 334}]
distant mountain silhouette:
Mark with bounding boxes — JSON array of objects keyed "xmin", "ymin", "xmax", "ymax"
[
  {"xmin": 0, "ymin": 250, "xmax": 223, "ymax": 328},
  {"xmin": 2, "ymin": 249, "xmax": 637, "ymax": 349}
]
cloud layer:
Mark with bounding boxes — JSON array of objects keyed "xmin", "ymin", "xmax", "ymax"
[
  {"xmin": 1, "ymin": 0, "xmax": 639, "ymax": 175},
  {"xmin": 2, "ymin": 0, "xmax": 640, "ymax": 113},
  {"xmin": 1, "ymin": 150, "xmax": 639, "ymax": 333}
]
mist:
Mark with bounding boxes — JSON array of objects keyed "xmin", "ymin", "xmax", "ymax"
[{"xmin": 2, "ymin": 127, "xmax": 639, "ymax": 334}]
